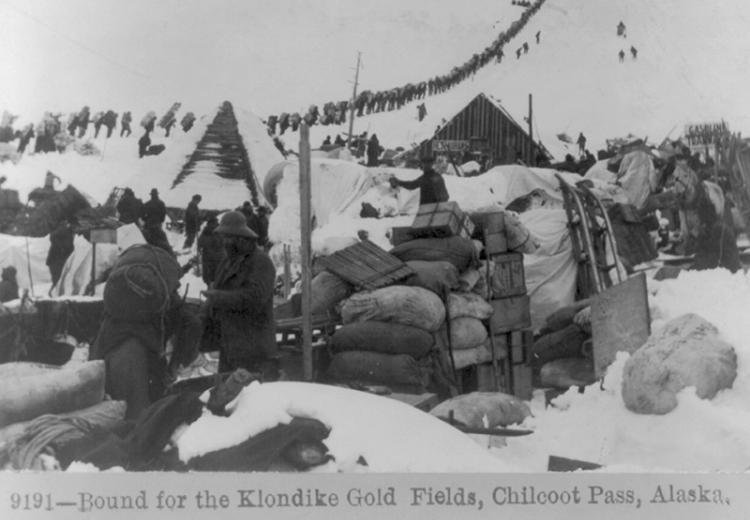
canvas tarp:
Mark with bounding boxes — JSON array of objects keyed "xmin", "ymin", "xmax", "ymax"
[
  {"xmin": 52, "ymin": 224, "xmax": 146, "ymax": 297},
  {"xmin": 519, "ymin": 208, "xmax": 578, "ymax": 331},
  {"xmin": 0, "ymin": 233, "xmax": 51, "ymax": 292}
]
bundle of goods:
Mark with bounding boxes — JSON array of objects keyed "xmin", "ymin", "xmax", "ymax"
[
  {"xmin": 140, "ymin": 111, "xmax": 157, "ymax": 131},
  {"xmin": 158, "ymin": 102, "xmax": 182, "ymax": 129},
  {"xmin": 24, "ymin": 185, "xmax": 91, "ymax": 237},
  {"xmin": 103, "ymin": 244, "xmax": 181, "ymax": 322},
  {"xmin": 0, "ymin": 361, "xmax": 126, "ymax": 469}
]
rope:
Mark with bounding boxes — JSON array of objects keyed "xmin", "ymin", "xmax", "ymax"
[{"xmin": 8, "ymin": 414, "xmax": 95, "ymax": 469}]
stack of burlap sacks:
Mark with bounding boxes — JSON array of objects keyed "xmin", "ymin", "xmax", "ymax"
[{"xmin": 310, "ymin": 231, "xmax": 521, "ymax": 394}]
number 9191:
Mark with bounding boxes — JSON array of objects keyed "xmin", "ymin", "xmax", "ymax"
[{"xmin": 10, "ymin": 493, "xmax": 52, "ymax": 510}]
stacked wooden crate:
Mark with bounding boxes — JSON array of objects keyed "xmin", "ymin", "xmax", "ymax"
[
  {"xmin": 474, "ymin": 211, "xmax": 533, "ymax": 399},
  {"xmin": 391, "ymin": 201, "xmax": 474, "ymax": 245}
]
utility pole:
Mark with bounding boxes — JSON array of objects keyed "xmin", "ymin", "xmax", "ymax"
[
  {"xmin": 347, "ymin": 51, "xmax": 362, "ymax": 146},
  {"xmin": 299, "ymin": 123, "xmax": 313, "ymax": 381},
  {"xmin": 528, "ymin": 93, "xmax": 534, "ymax": 165}
]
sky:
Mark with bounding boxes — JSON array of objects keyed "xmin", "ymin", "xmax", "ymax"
[
  {"xmin": 1, "ymin": 0, "xmax": 750, "ymax": 157},
  {"xmin": 0, "ymin": 0, "xmax": 507, "ymax": 122}
]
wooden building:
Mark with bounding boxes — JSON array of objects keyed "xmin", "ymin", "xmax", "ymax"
[{"xmin": 418, "ymin": 93, "xmax": 550, "ymax": 167}]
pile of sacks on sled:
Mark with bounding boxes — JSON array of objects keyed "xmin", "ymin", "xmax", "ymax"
[{"xmin": 311, "ymin": 231, "xmax": 534, "ymax": 395}]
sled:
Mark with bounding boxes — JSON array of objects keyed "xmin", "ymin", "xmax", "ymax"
[
  {"xmin": 556, "ymin": 174, "xmax": 602, "ymax": 298},
  {"xmin": 556, "ymin": 175, "xmax": 620, "ymax": 298}
]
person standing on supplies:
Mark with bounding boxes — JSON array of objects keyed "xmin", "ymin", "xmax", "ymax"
[
  {"xmin": 46, "ymin": 220, "xmax": 75, "ymax": 287},
  {"xmin": 200, "ymin": 211, "xmax": 278, "ymax": 378},
  {"xmin": 389, "ymin": 155, "xmax": 449, "ymax": 205},
  {"xmin": 44, "ymin": 170, "xmax": 61, "ymax": 191},
  {"xmin": 577, "ymin": 132, "xmax": 587, "ymax": 157},
  {"xmin": 183, "ymin": 194, "xmax": 202, "ymax": 249}
]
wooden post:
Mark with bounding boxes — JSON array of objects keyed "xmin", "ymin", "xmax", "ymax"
[
  {"xmin": 347, "ymin": 52, "xmax": 362, "ymax": 146},
  {"xmin": 89, "ymin": 244, "xmax": 96, "ymax": 297},
  {"xmin": 299, "ymin": 123, "xmax": 314, "ymax": 381},
  {"xmin": 528, "ymin": 93, "xmax": 534, "ymax": 165},
  {"xmin": 283, "ymin": 244, "xmax": 292, "ymax": 299}
]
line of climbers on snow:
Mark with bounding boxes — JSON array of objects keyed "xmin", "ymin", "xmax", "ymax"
[
  {"xmin": 0, "ymin": 103, "xmax": 197, "ymax": 159},
  {"xmin": 263, "ymin": 0, "xmax": 547, "ymax": 138}
]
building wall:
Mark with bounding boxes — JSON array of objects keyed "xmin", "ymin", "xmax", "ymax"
[{"xmin": 420, "ymin": 95, "xmax": 540, "ymax": 166}]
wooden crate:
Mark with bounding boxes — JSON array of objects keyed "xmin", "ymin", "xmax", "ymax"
[
  {"xmin": 489, "ymin": 295, "xmax": 531, "ymax": 333},
  {"xmin": 484, "ymin": 231, "xmax": 508, "ymax": 255},
  {"xmin": 318, "ymin": 240, "xmax": 414, "ymax": 290},
  {"xmin": 469, "ymin": 211, "xmax": 505, "ymax": 233},
  {"xmin": 411, "ymin": 201, "xmax": 465, "ymax": 238},
  {"xmin": 489, "ymin": 252, "xmax": 526, "ymax": 297},
  {"xmin": 390, "ymin": 226, "xmax": 414, "ymax": 246}
]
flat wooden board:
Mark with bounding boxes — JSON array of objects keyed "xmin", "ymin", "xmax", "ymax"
[
  {"xmin": 386, "ymin": 392, "xmax": 440, "ymax": 412},
  {"xmin": 591, "ymin": 273, "xmax": 650, "ymax": 378},
  {"xmin": 319, "ymin": 240, "xmax": 413, "ymax": 290}
]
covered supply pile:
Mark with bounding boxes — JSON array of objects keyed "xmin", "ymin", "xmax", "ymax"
[{"xmin": 314, "ymin": 201, "xmax": 537, "ymax": 396}]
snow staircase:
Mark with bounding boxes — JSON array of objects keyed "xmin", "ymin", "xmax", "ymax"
[{"xmin": 173, "ymin": 101, "xmax": 259, "ymax": 206}]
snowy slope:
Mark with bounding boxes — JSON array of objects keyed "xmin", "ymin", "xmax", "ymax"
[
  {"xmin": 276, "ymin": 0, "xmax": 750, "ymax": 160},
  {"xmin": 0, "ymin": 105, "xmax": 283, "ymax": 211}
]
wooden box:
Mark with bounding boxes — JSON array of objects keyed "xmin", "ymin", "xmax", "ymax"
[
  {"xmin": 484, "ymin": 231, "xmax": 508, "ymax": 255},
  {"xmin": 469, "ymin": 211, "xmax": 505, "ymax": 234},
  {"xmin": 411, "ymin": 201, "xmax": 465, "ymax": 238},
  {"xmin": 390, "ymin": 226, "xmax": 414, "ymax": 246},
  {"xmin": 489, "ymin": 252, "xmax": 526, "ymax": 297},
  {"xmin": 489, "ymin": 295, "xmax": 531, "ymax": 333}
]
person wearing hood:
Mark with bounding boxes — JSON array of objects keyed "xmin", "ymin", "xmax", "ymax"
[
  {"xmin": 389, "ymin": 155, "xmax": 449, "ymax": 205},
  {"xmin": 200, "ymin": 211, "xmax": 277, "ymax": 378},
  {"xmin": 0, "ymin": 266, "xmax": 18, "ymax": 302}
]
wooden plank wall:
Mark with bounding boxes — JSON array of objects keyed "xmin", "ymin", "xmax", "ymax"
[{"xmin": 421, "ymin": 95, "xmax": 538, "ymax": 166}]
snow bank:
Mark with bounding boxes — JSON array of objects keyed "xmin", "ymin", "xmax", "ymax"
[
  {"xmin": 501, "ymin": 268, "xmax": 750, "ymax": 472},
  {"xmin": 177, "ymin": 381, "xmax": 510, "ymax": 472}
]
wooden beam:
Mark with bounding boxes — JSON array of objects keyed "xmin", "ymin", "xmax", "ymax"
[{"xmin": 299, "ymin": 123, "xmax": 314, "ymax": 381}]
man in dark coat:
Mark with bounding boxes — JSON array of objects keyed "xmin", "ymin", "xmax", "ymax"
[
  {"xmin": 116, "ymin": 188, "xmax": 143, "ymax": 225},
  {"xmin": 183, "ymin": 194, "xmax": 202, "ymax": 249},
  {"xmin": 389, "ymin": 155, "xmax": 449, "ymax": 205},
  {"xmin": 200, "ymin": 211, "xmax": 277, "ymax": 377},
  {"xmin": 46, "ymin": 220, "xmax": 75, "ymax": 286},
  {"xmin": 237, "ymin": 201, "xmax": 255, "ymax": 226},
  {"xmin": 197, "ymin": 215, "xmax": 223, "ymax": 285},
  {"xmin": 254, "ymin": 206, "xmax": 270, "ymax": 248},
  {"xmin": 366, "ymin": 134, "xmax": 381, "ymax": 167},
  {"xmin": 0, "ymin": 266, "xmax": 19, "ymax": 302},
  {"xmin": 141, "ymin": 188, "xmax": 171, "ymax": 253}
]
